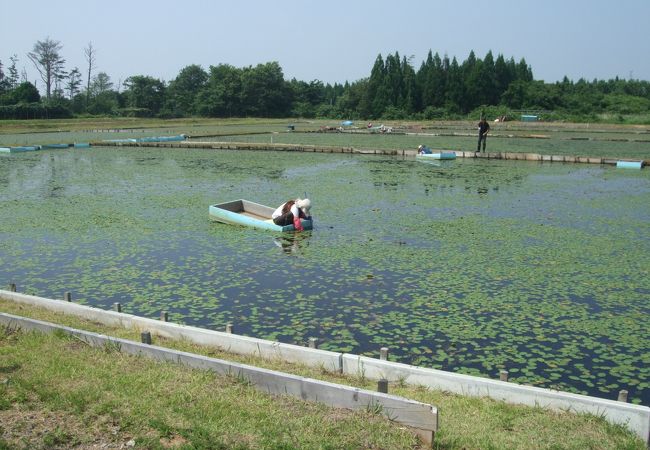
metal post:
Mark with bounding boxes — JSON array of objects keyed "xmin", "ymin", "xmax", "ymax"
[{"xmin": 379, "ymin": 347, "xmax": 389, "ymax": 361}]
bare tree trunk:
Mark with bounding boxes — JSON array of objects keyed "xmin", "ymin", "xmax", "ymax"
[{"xmin": 84, "ymin": 42, "xmax": 96, "ymax": 108}]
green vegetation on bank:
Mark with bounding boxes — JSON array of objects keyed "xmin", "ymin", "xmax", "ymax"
[
  {"xmin": 2, "ymin": 39, "xmax": 650, "ymax": 123},
  {"xmin": 0, "ymin": 299, "xmax": 645, "ymax": 449}
]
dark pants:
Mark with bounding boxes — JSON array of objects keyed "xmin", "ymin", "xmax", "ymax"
[
  {"xmin": 273, "ymin": 212, "xmax": 294, "ymax": 226},
  {"xmin": 477, "ymin": 134, "xmax": 487, "ymax": 152}
]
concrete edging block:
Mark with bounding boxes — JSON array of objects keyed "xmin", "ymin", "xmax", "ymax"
[
  {"xmin": 0, "ymin": 291, "xmax": 342, "ymax": 372},
  {"xmin": 341, "ymin": 354, "xmax": 649, "ymax": 443},
  {"xmin": 0, "ymin": 312, "xmax": 437, "ymax": 445}
]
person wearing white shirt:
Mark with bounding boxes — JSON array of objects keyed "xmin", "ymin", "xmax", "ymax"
[{"xmin": 272, "ymin": 198, "xmax": 312, "ymax": 231}]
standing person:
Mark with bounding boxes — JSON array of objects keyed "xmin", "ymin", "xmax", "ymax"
[
  {"xmin": 477, "ymin": 117, "xmax": 490, "ymax": 153},
  {"xmin": 272, "ymin": 198, "xmax": 312, "ymax": 231}
]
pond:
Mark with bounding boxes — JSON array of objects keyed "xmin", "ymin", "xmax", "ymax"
[{"xmin": 1, "ymin": 146, "xmax": 649, "ymax": 405}]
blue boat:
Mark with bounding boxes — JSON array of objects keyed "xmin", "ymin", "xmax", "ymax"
[
  {"xmin": 417, "ymin": 152, "xmax": 456, "ymax": 160},
  {"xmin": 616, "ymin": 160, "xmax": 644, "ymax": 169},
  {"xmin": 138, "ymin": 134, "xmax": 187, "ymax": 143},
  {"xmin": 209, "ymin": 199, "xmax": 313, "ymax": 232},
  {"xmin": 42, "ymin": 144, "xmax": 71, "ymax": 149},
  {"xmin": 0, "ymin": 146, "xmax": 41, "ymax": 153},
  {"xmin": 103, "ymin": 134, "xmax": 187, "ymax": 144}
]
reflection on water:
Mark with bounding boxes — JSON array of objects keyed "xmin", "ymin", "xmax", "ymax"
[
  {"xmin": 1, "ymin": 147, "xmax": 649, "ymax": 405},
  {"xmin": 273, "ymin": 233, "xmax": 311, "ymax": 256}
]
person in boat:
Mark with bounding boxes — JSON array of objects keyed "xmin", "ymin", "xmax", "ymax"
[
  {"xmin": 272, "ymin": 198, "xmax": 312, "ymax": 231},
  {"xmin": 418, "ymin": 144, "xmax": 432, "ymax": 155}
]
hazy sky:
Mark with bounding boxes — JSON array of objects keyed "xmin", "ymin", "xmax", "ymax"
[{"xmin": 2, "ymin": 0, "xmax": 649, "ymax": 92}]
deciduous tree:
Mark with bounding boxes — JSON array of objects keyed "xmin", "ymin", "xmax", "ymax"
[
  {"xmin": 166, "ymin": 64, "xmax": 207, "ymax": 116},
  {"xmin": 8, "ymin": 55, "xmax": 20, "ymax": 89},
  {"xmin": 28, "ymin": 37, "xmax": 66, "ymax": 100},
  {"xmin": 123, "ymin": 75, "xmax": 165, "ymax": 116},
  {"xmin": 240, "ymin": 62, "xmax": 289, "ymax": 117},
  {"xmin": 66, "ymin": 68, "xmax": 82, "ymax": 99}
]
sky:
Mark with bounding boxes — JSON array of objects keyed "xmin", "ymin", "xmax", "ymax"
[{"xmin": 2, "ymin": 0, "xmax": 649, "ymax": 93}]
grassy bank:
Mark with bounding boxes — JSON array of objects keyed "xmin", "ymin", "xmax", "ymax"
[
  {"xmin": 1, "ymin": 116, "xmax": 649, "ymax": 134},
  {"xmin": 0, "ymin": 299, "xmax": 644, "ymax": 449}
]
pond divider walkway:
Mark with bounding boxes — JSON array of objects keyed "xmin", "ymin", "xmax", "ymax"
[
  {"xmin": 1, "ymin": 288, "xmax": 648, "ymax": 444},
  {"xmin": 98, "ymin": 140, "xmax": 648, "ymax": 167}
]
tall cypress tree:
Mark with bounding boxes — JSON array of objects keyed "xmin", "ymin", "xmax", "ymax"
[
  {"xmin": 517, "ymin": 58, "xmax": 533, "ymax": 82},
  {"xmin": 385, "ymin": 52, "xmax": 403, "ymax": 107},
  {"xmin": 477, "ymin": 51, "xmax": 497, "ymax": 106},
  {"xmin": 462, "ymin": 51, "xmax": 481, "ymax": 112},
  {"xmin": 360, "ymin": 54, "xmax": 387, "ymax": 118},
  {"xmin": 418, "ymin": 51, "xmax": 435, "ymax": 108},
  {"xmin": 446, "ymin": 57, "xmax": 464, "ymax": 113},
  {"xmin": 494, "ymin": 54, "xmax": 512, "ymax": 99},
  {"xmin": 401, "ymin": 55, "xmax": 418, "ymax": 114}
]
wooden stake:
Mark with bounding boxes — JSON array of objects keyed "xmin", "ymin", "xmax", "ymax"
[{"xmin": 141, "ymin": 331, "xmax": 152, "ymax": 345}]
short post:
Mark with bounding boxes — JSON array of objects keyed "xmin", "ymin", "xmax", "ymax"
[
  {"xmin": 499, "ymin": 370, "xmax": 509, "ymax": 382},
  {"xmin": 113, "ymin": 302, "xmax": 121, "ymax": 313},
  {"xmin": 379, "ymin": 347, "xmax": 389, "ymax": 361},
  {"xmin": 308, "ymin": 337, "xmax": 318, "ymax": 349},
  {"xmin": 9, "ymin": 283, "xmax": 16, "ymax": 292},
  {"xmin": 64, "ymin": 292, "xmax": 71, "ymax": 302},
  {"xmin": 618, "ymin": 389, "xmax": 628, "ymax": 403},
  {"xmin": 377, "ymin": 378, "xmax": 389, "ymax": 394},
  {"xmin": 160, "ymin": 311, "xmax": 169, "ymax": 322},
  {"xmin": 225, "ymin": 322, "xmax": 233, "ymax": 334},
  {"xmin": 141, "ymin": 331, "xmax": 152, "ymax": 345}
]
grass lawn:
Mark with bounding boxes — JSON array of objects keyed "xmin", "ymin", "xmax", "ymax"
[{"xmin": 0, "ymin": 299, "xmax": 645, "ymax": 450}]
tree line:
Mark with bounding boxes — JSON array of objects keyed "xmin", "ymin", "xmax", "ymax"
[{"xmin": 1, "ymin": 37, "xmax": 649, "ymax": 121}]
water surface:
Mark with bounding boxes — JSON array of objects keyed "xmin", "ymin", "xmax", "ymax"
[{"xmin": 1, "ymin": 146, "xmax": 648, "ymax": 404}]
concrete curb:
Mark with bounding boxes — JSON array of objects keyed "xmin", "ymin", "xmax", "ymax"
[
  {"xmin": 342, "ymin": 354, "xmax": 650, "ymax": 444},
  {"xmin": 1, "ymin": 289, "xmax": 648, "ymax": 444},
  {"xmin": 0, "ymin": 290, "xmax": 341, "ymax": 372},
  {"xmin": 0, "ymin": 312, "xmax": 438, "ymax": 445}
]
